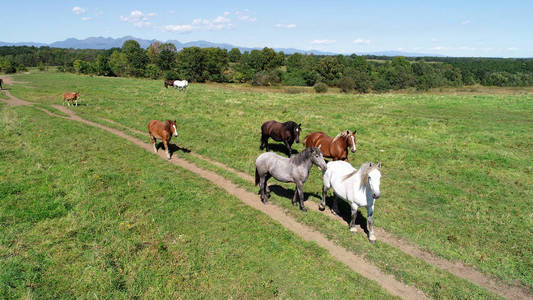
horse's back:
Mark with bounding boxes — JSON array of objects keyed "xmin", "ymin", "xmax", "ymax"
[
  {"xmin": 261, "ymin": 120, "xmax": 283, "ymax": 138},
  {"xmin": 148, "ymin": 120, "xmax": 167, "ymax": 137}
]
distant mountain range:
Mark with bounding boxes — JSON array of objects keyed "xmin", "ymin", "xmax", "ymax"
[{"xmin": 0, "ymin": 36, "xmax": 442, "ymax": 57}]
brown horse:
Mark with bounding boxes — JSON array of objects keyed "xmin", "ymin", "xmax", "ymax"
[
  {"xmin": 148, "ymin": 120, "xmax": 178, "ymax": 159},
  {"xmin": 63, "ymin": 92, "xmax": 80, "ymax": 106},
  {"xmin": 164, "ymin": 79, "xmax": 174, "ymax": 88},
  {"xmin": 260, "ymin": 120, "xmax": 302, "ymax": 157},
  {"xmin": 303, "ymin": 130, "xmax": 357, "ymax": 161}
]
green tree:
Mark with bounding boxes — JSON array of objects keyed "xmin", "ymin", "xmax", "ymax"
[
  {"xmin": 314, "ymin": 56, "xmax": 342, "ymax": 84},
  {"xmin": 121, "ymin": 40, "xmax": 148, "ymax": 77},
  {"xmin": 204, "ymin": 48, "xmax": 229, "ymax": 82},
  {"xmin": 94, "ymin": 55, "xmax": 112, "ymax": 76},
  {"xmin": 228, "ymin": 48, "xmax": 241, "ymax": 63},
  {"xmin": 177, "ymin": 47, "xmax": 207, "ymax": 82},
  {"xmin": 109, "ymin": 51, "xmax": 128, "ymax": 77}
]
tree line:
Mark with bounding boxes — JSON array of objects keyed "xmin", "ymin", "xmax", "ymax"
[{"xmin": 2, "ymin": 40, "xmax": 533, "ymax": 92}]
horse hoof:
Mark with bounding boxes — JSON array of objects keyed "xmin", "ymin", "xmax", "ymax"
[
  {"xmin": 300, "ymin": 207, "xmax": 307, "ymax": 212},
  {"xmin": 350, "ymin": 227, "xmax": 358, "ymax": 233},
  {"xmin": 369, "ymin": 235, "xmax": 376, "ymax": 243},
  {"xmin": 292, "ymin": 202, "xmax": 297, "ymax": 206},
  {"xmin": 369, "ymin": 239, "xmax": 376, "ymax": 244},
  {"xmin": 318, "ymin": 205, "xmax": 325, "ymax": 211}
]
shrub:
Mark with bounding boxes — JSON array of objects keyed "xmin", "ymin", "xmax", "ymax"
[
  {"xmin": 338, "ymin": 77, "xmax": 355, "ymax": 93},
  {"xmin": 38, "ymin": 63, "xmax": 46, "ymax": 71},
  {"xmin": 164, "ymin": 70, "xmax": 180, "ymax": 80},
  {"xmin": 253, "ymin": 70, "xmax": 281, "ymax": 86},
  {"xmin": 145, "ymin": 64, "xmax": 162, "ymax": 79},
  {"xmin": 314, "ymin": 82, "xmax": 328, "ymax": 93}
]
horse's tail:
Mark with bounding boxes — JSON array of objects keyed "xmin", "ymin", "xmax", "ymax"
[{"xmin": 255, "ymin": 167, "xmax": 259, "ymax": 186}]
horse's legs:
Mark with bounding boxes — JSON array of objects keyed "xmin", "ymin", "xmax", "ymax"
[
  {"xmin": 259, "ymin": 134, "xmax": 266, "ymax": 150},
  {"xmin": 163, "ymin": 139, "xmax": 170, "ymax": 159},
  {"xmin": 284, "ymin": 140, "xmax": 292, "ymax": 157},
  {"xmin": 264, "ymin": 174, "xmax": 272, "ymax": 198},
  {"xmin": 349, "ymin": 204, "xmax": 359, "ymax": 232},
  {"xmin": 259, "ymin": 173, "xmax": 268, "ymax": 203},
  {"xmin": 319, "ymin": 184, "xmax": 328, "ymax": 211},
  {"xmin": 150, "ymin": 135, "xmax": 157, "ymax": 153},
  {"xmin": 367, "ymin": 204, "xmax": 376, "ymax": 242},
  {"xmin": 296, "ymin": 182, "xmax": 306, "ymax": 212}
]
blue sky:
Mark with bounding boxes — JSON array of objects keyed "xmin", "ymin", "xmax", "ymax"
[{"xmin": 2, "ymin": 1, "xmax": 532, "ymax": 57}]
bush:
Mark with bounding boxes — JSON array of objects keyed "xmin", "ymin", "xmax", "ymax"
[
  {"xmin": 252, "ymin": 70, "xmax": 281, "ymax": 86},
  {"xmin": 314, "ymin": 82, "xmax": 328, "ymax": 93},
  {"xmin": 38, "ymin": 63, "xmax": 46, "ymax": 71},
  {"xmin": 145, "ymin": 64, "xmax": 162, "ymax": 79},
  {"xmin": 164, "ymin": 70, "xmax": 180, "ymax": 80},
  {"xmin": 338, "ymin": 77, "xmax": 355, "ymax": 93}
]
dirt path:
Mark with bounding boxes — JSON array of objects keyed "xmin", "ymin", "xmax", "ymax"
[
  {"xmin": 44, "ymin": 104, "xmax": 426, "ymax": 299},
  {"xmin": 2, "ymin": 78, "xmax": 531, "ymax": 299},
  {"xmin": 93, "ymin": 118, "xmax": 533, "ymax": 300}
]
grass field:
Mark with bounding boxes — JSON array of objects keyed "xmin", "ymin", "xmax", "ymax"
[
  {"xmin": 0, "ymin": 105, "xmax": 399, "ymax": 298},
  {"xmin": 4, "ymin": 71, "xmax": 532, "ymax": 297}
]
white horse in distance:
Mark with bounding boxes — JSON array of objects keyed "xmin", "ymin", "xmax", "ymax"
[{"xmin": 173, "ymin": 80, "xmax": 188, "ymax": 91}]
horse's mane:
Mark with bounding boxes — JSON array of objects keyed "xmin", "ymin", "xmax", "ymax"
[
  {"xmin": 290, "ymin": 147, "xmax": 315, "ymax": 165},
  {"xmin": 332, "ymin": 130, "xmax": 351, "ymax": 143},
  {"xmin": 282, "ymin": 121, "xmax": 298, "ymax": 130},
  {"xmin": 342, "ymin": 162, "xmax": 379, "ymax": 188}
]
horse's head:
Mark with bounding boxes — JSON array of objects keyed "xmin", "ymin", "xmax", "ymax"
[
  {"xmin": 169, "ymin": 120, "xmax": 178, "ymax": 137},
  {"xmin": 347, "ymin": 129, "xmax": 357, "ymax": 153},
  {"xmin": 367, "ymin": 162, "xmax": 382, "ymax": 199},
  {"xmin": 311, "ymin": 145, "xmax": 327, "ymax": 171},
  {"xmin": 293, "ymin": 123, "xmax": 302, "ymax": 143}
]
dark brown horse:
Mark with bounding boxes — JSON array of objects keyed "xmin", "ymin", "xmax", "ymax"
[
  {"xmin": 303, "ymin": 130, "xmax": 357, "ymax": 161},
  {"xmin": 63, "ymin": 92, "xmax": 80, "ymax": 106},
  {"xmin": 260, "ymin": 120, "xmax": 301, "ymax": 157},
  {"xmin": 164, "ymin": 79, "xmax": 174, "ymax": 88},
  {"xmin": 148, "ymin": 120, "xmax": 178, "ymax": 159}
]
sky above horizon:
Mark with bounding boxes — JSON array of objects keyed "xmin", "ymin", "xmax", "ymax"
[{"xmin": 2, "ymin": 1, "xmax": 532, "ymax": 57}]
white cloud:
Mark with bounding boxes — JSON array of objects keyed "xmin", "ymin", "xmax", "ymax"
[
  {"xmin": 311, "ymin": 39, "xmax": 336, "ymax": 45},
  {"xmin": 353, "ymin": 38, "xmax": 370, "ymax": 44},
  {"xmin": 461, "ymin": 20, "xmax": 471, "ymax": 25},
  {"xmin": 164, "ymin": 14, "xmax": 233, "ymax": 33},
  {"xmin": 164, "ymin": 24, "xmax": 195, "ymax": 33},
  {"xmin": 235, "ymin": 10, "xmax": 256, "ymax": 22},
  {"xmin": 120, "ymin": 10, "xmax": 156, "ymax": 28},
  {"xmin": 431, "ymin": 46, "xmax": 446, "ymax": 50},
  {"xmin": 72, "ymin": 6, "xmax": 87, "ymax": 15},
  {"xmin": 81, "ymin": 17, "xmax": 92, "ymax": 21},
  {"xmin": 275, "ymin": 23, "xmax": 296, "ymax": 29},
  {"xmin": 507, "ymin": 47, "xmax": 519, "ymax": 51}
]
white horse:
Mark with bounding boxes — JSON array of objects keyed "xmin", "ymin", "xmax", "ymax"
[
  {"xmin": 321, "ymin": 161, "xmax": 382, "ymax": 242},
  {"xmin": 173, "ymin": 80, "xmax": 188, "ymax": 91}
]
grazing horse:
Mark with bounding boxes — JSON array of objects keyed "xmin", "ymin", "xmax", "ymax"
[
  {"xmin": 260, "ymin": 120, "xmax": 302, "ymax": 157},
  {"xmin": 63, "ymin": 92, "xmax": 80, "ymax": 106},
  {"xmin": 321, "ymin": 161, "xmax": 382, "ymax": 243},
  {"xmin": 303, "ymin": 130, "xmax": 357, "ymax": 161},
  {"xmin": 164, "ymin": 79, "xmax": 175, "ymax": 88},
  {"xmin": 255, "ymin": 146, "xmax": 327, "ymax": 211},
  {"xmin": 148, "ymin": 120, "xmax": 178, "ymax": 160},
  {"xmin": 173, "ymin": 80, "xmax": 188, "ymax": 91}
]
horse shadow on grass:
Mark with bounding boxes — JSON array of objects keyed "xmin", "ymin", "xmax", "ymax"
[
  {"xmin": 157, "ymin": 142, "xmax": 192, "ymax": 154},
  {"xmin": 264, "ymin": 143, "xmax": 299, "ymax": 157},
  {"xmin": 268, "ymin": 184, "xmax": 321, "ymax": 206},
  {"xmin": 269, "ymin": 183, "xmax": 369, "ymax": 234}
]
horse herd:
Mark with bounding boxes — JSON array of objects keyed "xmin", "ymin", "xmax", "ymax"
[
  {"xmin": 149, "ymin": 117, "xmax": 382, "ymax": 243},
  {"xmin": 60, "ymin": 83, "xmax": 382, "ymax": 243}
]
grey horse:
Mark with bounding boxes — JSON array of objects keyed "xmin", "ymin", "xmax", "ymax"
[{"xmin": 255, "ymin": 146, "xmax": 327, "ymax": 211}]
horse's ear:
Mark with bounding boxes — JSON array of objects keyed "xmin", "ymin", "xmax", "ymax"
[
  {"xmin": 377, "ymin": 162, "xmax": 382, "ymax": 168},
  {"xmin": 298, "ymin": 123, "xmax": 301, "ymax": 127},
  {"xmin": 174, "ymin": 120, "xmax": 177, "ymax": 124},
  {"xmin": 353, "ymin": 129, "xmax": 357, "ymax": 134},
  {"xmin": 369, "ymin": 162, "xmax": 373, "ymax": 167}
]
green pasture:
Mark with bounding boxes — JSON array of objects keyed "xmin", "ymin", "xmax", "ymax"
[
  {"xmin": 0, "ymin": 105, "xmax": 398, "ymax": 298},
  {"xmin": 5, "ymin": 71, "xmax": 533, "ymax": 296}
]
